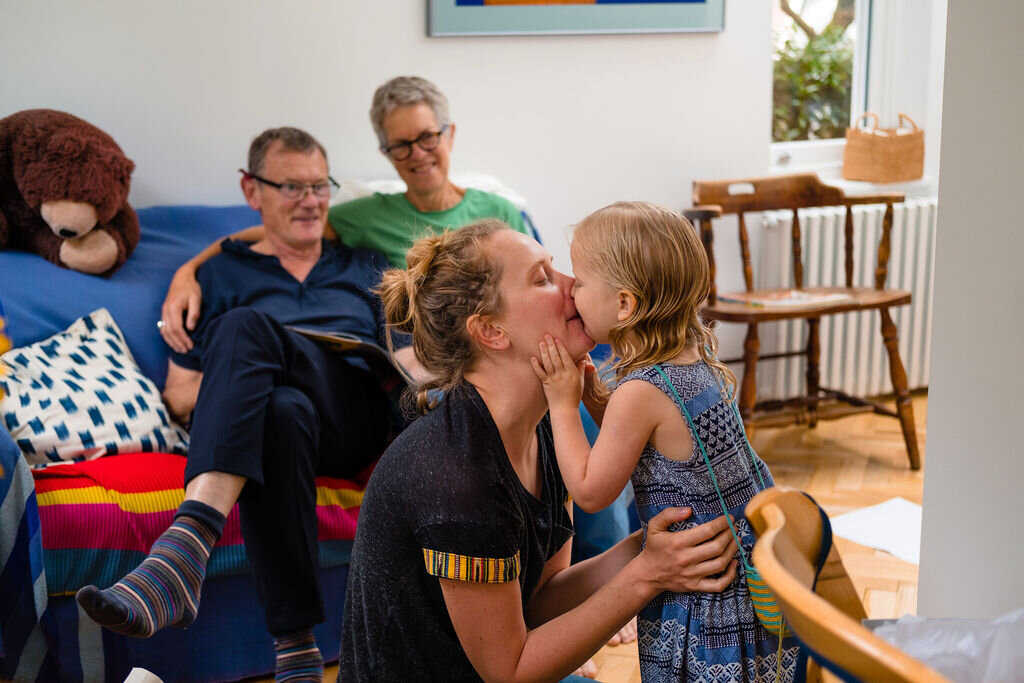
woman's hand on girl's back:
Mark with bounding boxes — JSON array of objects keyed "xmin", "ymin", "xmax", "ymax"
[{"xmin": 639, "ymin": 507, "xmax": 738, "ymax": 594}]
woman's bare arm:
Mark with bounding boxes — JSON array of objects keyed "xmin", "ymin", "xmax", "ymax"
[
  {"xmin": 440, "ymin": 507, "xmax": 737, "ymax": 683},
  {"xmin": 525, "ymin": 506, "xmax": 737, "ymax": 625}
]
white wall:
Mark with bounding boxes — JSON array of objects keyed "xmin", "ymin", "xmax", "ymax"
[
  {"xmin": 0, "ymin": 0, "xmax": 771, "ymax": 284},
  {"xmin": 918, "ymin": 0, "xmax": 1024, "ymax": 618}
]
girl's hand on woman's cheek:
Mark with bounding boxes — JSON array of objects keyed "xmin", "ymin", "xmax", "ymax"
[{"xmin": 531, "ymin": 336, "xmax": 586, "ymax": 407}]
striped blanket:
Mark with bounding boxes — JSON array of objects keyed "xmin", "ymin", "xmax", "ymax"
[
  {"xmin": 0, "ymin": 445, "xmax": 368, "ymax": 679},
  {"xmin": 33, "ymin": 452, "xmax": 366, "ymax": 595}
]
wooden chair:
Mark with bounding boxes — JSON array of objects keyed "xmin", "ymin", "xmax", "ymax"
[
  {"xmin": 746, "ymin": 487, "xmax": 949, "ymax": 683},
  {"xmin": 685, "ymin": 173, "xmax": 920, "ymax": 468}
]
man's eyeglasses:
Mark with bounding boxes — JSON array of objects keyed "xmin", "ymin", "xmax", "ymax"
[
  {"xmin": 240, "ymin": 170, "xmax": 339, "ymax": 200},
  {"xmin": 380, "ymin": 124, "xmax": 449, "ymax": 162}
]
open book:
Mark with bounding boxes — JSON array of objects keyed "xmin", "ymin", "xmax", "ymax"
[
  {"xmin": 716, "ymin": 290, "xmax": 854, "ymax": 309},
  {"xmin": 285, "ymin": 326, "xmax": 402, "ymax": 375}
]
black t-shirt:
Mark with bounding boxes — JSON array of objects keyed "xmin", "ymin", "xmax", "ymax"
[{"xmin": 339, "ymin": 383, "xmax": 574, "ymax": 681}]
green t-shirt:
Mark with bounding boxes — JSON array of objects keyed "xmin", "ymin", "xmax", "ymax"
[{"xmin": 327, "ymin": 188, "xmax": 529, "ymax": 268}]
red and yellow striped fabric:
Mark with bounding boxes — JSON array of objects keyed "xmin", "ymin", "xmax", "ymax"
[{"xmin": 32, "ymin": 452, "xmax": 369, "ymax": 595}]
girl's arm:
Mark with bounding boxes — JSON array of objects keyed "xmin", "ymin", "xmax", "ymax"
[
  {"xmin": 532, "ymin": 336, "xmax": 655, "ymax": 512},
  {"xmin": 440, "ymin": 506, "xmax": 738, "ymax": 683}
]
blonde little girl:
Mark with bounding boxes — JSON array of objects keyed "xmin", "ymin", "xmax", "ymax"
[{"xmin": 532, "ymin": 201, "xmax": 800, "ymax": 682}]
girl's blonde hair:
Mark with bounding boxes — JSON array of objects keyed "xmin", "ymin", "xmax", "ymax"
[
  {"xmin": 572, "ymin": 201, "xmax": 737, "ymax": 400},
  {"xmin": 376, "ymin": 219, "xmax": 509, "ymax": 413}
]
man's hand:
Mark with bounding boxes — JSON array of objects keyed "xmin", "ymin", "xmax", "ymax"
[
  {"xmin": 638, "ymin": 507, "xmax": 738, "ymax": 594},
  {"xmin": 159, "ymin": 265, "xmax": 203, "ymax": 354},
  {"xmin": 531, "ymin": 335, "xmax": 591, "ymax": 411}
]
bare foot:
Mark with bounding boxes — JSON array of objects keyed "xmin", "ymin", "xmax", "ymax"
[
  {"xmin": 606, "ymin": 616, "xmax": 637, "ymax": 646},
  {"xmin": 573, "ymin": 658, "xmax": 598, "ymax": 679}
]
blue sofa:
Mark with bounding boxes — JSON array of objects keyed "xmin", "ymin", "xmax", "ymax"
[{"xmin": 0, "ymin": 205, "xmax": 352, "ymax": 682}]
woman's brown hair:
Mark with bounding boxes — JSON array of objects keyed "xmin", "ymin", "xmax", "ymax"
[{"xmin": 376, "ymin": 219, "xmax": 509, "ymax": 413}]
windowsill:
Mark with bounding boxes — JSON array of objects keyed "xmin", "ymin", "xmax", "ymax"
[
  {"xmin": 770, "ymin": 138, "xmax": 847, "ymax": 171},
  {"xmin": 770, "ymin": 140, "xmax": 938, "ymax": 199},
  {"xmin": 824, "ymin": 174, "xmax": 938, "ymax": 200}
]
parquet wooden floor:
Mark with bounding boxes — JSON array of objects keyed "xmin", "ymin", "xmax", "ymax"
[{"xmin": 323, "ymin": 393, "xmax": 928, "ymax": 683}]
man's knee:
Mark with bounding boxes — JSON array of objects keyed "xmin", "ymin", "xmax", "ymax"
[{"xmin": 266, "ymin": 386, "xmax": 317, "ymax": 428}]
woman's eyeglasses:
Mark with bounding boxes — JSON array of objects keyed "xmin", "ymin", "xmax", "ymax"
[{"xmin": 380, "ymin": 124, "xmax": 449, "ymax": 162}]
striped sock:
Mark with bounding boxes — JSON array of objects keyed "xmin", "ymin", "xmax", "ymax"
[
  {"xmin": 274, "ymin": 629, "xmax": 323, "ymax": 682},
  {"xmin": 76, "ymin": 500, "xmax": 225, "ymax": 638}
]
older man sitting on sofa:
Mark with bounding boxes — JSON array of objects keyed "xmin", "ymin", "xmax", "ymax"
[{"xmin": 76, "ymin": 126, "xmax": 397, "ymax": 682}]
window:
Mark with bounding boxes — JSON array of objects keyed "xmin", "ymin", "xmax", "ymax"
[
  {"xmin": 770, "ymin": 0, "xmax": 871, "ymax": 173},
  {"xmin": 772, "ymin": 0, "xmax": 861, "ymax": 143}
]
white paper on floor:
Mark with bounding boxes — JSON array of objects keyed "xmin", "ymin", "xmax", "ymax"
[{"xmin": 829, "ymin": 497, "xmax": 922, "ymax": 565}]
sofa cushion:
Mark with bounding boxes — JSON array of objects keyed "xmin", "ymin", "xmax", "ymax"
[{"xmin": 0, "ymin": 308, "xmax": 188, "ymax": 465}]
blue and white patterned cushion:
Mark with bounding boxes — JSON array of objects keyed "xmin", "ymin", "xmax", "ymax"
[{"xmin": 0, "ymin": 308, "xmax": 188, "ymax": 465}]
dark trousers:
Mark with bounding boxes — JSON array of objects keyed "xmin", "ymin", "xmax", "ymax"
[{"xmin": 184, "ymin": 307, "xmax": 390, "ymax": 634}]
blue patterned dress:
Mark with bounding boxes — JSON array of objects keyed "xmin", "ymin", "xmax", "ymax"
[{"xmin": 626, "ymin": 362, "xmax": 801, "ymax": 682}]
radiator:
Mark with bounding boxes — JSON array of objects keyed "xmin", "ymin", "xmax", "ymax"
[{"xmin": 752, "ymin": 197, "xmax": 938, "ymax": 400}]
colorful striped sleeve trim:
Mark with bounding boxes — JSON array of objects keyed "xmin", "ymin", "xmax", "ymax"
[{"xmin": 422, "ymin": 548, "xmax": 520, "ymax": 583}]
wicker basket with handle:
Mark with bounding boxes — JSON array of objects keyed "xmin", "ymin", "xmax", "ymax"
[{"xmin": 842, "ymin": 112, "xmax": 924, "ymax": 183}]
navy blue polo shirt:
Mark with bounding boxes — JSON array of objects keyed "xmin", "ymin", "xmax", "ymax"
[{"xmin": 170, "ymin": 238, "xmax": 389, "ymax": 371}]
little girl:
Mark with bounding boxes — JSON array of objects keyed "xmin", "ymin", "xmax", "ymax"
[{"xmin": 532, "ymin": 201, "xmax": 800, "ymax": 682}]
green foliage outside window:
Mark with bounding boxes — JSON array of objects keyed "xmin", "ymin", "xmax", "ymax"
[{"xmin": 773, "ymin": 2, "xmax": 855, "ymax": 142}]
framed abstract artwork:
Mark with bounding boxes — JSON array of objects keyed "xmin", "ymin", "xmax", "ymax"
[{"xmin": 427, "ymin": 0, "xmax": 725, "ymax": 36}]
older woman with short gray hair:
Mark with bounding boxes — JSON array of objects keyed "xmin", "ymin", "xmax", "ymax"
[{"xmin": 369, "ymin": 75, "xmax": 451, "ymax": 148}]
